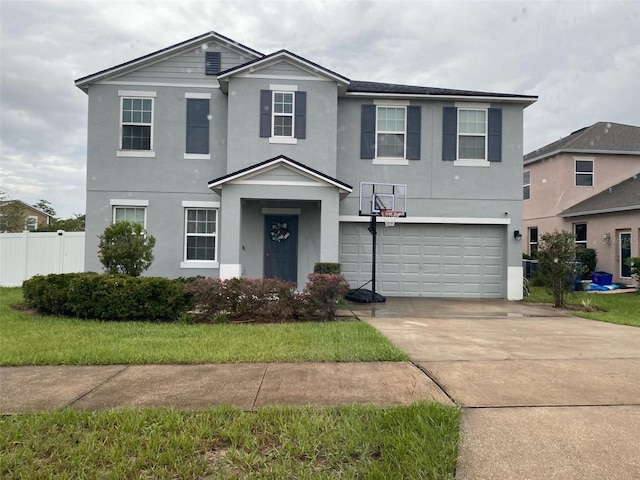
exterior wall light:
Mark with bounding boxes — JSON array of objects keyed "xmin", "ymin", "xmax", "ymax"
[
  {"xmin": 603, "ymin": 233, "xmax": 611, "ymax": 245},
  {"xmin": 514, "ymin": 230, "xmax": 522, "ymax": 241}
]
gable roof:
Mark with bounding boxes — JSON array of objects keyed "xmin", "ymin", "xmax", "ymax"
[
  {"xmin": 217, "ymin": 49, "xmax": 350, "ymax": 89},
  {"xmin": 559, "ymin": 173, "xmax": 640, "ymax": 218},
  {"xmin": 525, "ymin": 122, "xmax": 640, "ymax": 164},
  {"xmin": 75, "ymin": 31, "xmax": 263, "ymax": 91},
  {"xmin": 0, "ymin": 200, "xmax": 55, "ymax": 219},
  {"xmin": 346, "ymin": 80, "xmax": 538, "ymax": 103},
  {"xmin": 208, "ymin": 155, "xmax": 352, "ymax": 195}
]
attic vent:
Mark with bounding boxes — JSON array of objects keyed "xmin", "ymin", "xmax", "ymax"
[{"xmin": 205, "ymin": 52, "xmax": 221, "ymax": 75}]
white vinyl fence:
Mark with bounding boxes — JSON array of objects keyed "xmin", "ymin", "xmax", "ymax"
[{"xmin": 0, "ymin": 231, "xmax": 85, "ymax": 287}]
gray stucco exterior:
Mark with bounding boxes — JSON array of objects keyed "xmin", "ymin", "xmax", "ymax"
[{"xmin": 76, "ymin": 31, "xmax": 536, "ymax": 299}]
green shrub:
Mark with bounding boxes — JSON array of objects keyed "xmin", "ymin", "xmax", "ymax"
[
  {"xmin": 300, "ymin": 273, "xmax": 350, "ymax": 320},
  {"xmin": 575, "ymin": 247, "xmax": 597, "ymax": 278},
  {"xmin": 23, "ymin": 273, "xmax": 186, "ymax": 321},
  {"xmin": 98, "ymin": 221, "xmax": 155, "ymax": 277},
  {"xmin": 626, "ymin": 257, "xmax": 640, "ymax": 283},
  {"xmin": 313, "ymin": 262, "xmax": 342, "ymax": 274},
  {"xmin": 537, "ymin": 230, "xmax": 577, "ymax": 308}
]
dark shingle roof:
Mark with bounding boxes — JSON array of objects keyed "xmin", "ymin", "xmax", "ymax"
[
  {"xmin": 347, "ymin": 80, "xmax": 537, "ymax": 100},
  {"xmin": 525, "ymin": 122, "xmax": 640, "ymax": 163},
  {"xmin": 559, "ymin": 173, "xmax": 640, "ymax": 217}
]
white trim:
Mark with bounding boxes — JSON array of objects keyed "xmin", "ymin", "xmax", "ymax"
[
  {"xmin": 269, "ymin": 137, "xmax": 298, "ymax": 144},
  {"xmin": 220, "ymin": 264, "xmax": 242, "ymax": 279},
  {"xmin": 453, "ymin": 159, "xmax": 491, "ymax": 167},
  {"xmin": 372, "ymin": 158, "xmax": 409, "ymax": 166},
  {"xmin": 345, "ymin": 92, "xmax": 537, "ymax": 105},
  {"xmin": 235, "ymin": 180, "xmax": 329, "ymax": 187},
  {"xmin": 181, "ymin": 200, "xmax": 220, "ymax": 208},
  {"xmin": 104, "ymin": 80, "xmax": 220, "ymax": 89},
  {"xmin": 262, "ymin": 208, "xmax": 301, "ymax": 215},
  {"xmin": 574, "ymin": 157, "xmax": 595, "ymax": 187},
  {"xmin": 118, "ymin": 90, "xmax": 156, "ymax": 97},
  {"xmin": 507, "ymin": 266, "xmax": 523, "ymax": 301},
  {"xmin": 269, "ymin": 84, "xmax": 298, "ymax": 91},
  {"xmin": 374, "ymin": 99, "xmax": 410, "ymax": 106},
  {"xmin": 117, "ymin": 150, "xmax": 156, "ymax": 157},
  {"xmin": 339, "ymin": 215, "xmax": 511, "ymax": 225},
  {"xmin": 560, "ymin": 205, "xmax": 640, "ymax": 218},
  {"xmin": 180, "ymin": 261, "xmax": 219, "ymax": 269},
  {"xmin": 375, "ymin": 105, "xmax": 407, "ymax": 160},
  {"xmin": 455, "ymin": 101, "xmax": 490, "ymax": 109},
  {"xmin": 236, "ymin": 73, "xmax": 331, "ymax": 82},
  {"xmin": 184, "ymin": 153, "xmax": 211, "ymax": 160},
  {"xmin": 185, "ymin": 92, "xmax": 212, "ymax": 99},
  {"xmin": 110, "ymin": 199, "xmax": 149, "ymax": 206}
]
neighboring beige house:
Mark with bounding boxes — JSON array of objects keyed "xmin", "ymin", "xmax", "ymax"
[
  {"xmin": 523, "ymin": 122, "xmax": 640, "ymax": 285},
  {"xmin": 0, "ymin": 200, "xmax": 53, "ymax": 232}
]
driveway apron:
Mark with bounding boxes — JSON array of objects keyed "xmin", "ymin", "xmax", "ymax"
[{"xmin": 354, "ymin": 298, "xmax": 640, "ymax": 480}]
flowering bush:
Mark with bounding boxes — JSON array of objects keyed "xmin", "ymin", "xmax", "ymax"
[{"xmin": 300, "ymin": 273, "xmax": 350, "ymax": 320}]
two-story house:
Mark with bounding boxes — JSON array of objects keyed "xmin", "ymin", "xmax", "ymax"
[
  {"xmin": 523, "ymin": 122, "xmax": 640, "ymax": 284},
  {"xmin": 75, "ymin": 31, "xmax": 536, "ymax": 300}
]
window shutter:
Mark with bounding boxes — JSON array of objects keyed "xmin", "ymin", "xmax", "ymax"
[
  {"xmin": 442, "ymin": 107, "xmax": 457, "ymax": 161},
  {"xmin": 360, "ymin": 104, "xmax": 376, "ymax": 159},
  {"xmin": 186, "ymin": 99, "xmax": 210, "ymax": 154},
  {"xmin": 294, "ymin": 91, "xmax": 306, "ymax": 139},
  {"xmin": 259, "ymin": 90, "xmax": 272, "ymax": 138},
  {"xmin": 488, "ymin": 108, "xmax": 502, "ymax": 162},
  {"xmin": 406, "ymin": 105, "xmax": 421, "ymax": 160},
  {"xmin": 205, "ymin": 52, "xmax": 221, "ymax": 75}
]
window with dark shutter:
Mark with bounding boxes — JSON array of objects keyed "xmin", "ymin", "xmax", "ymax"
[
  {"xmin": 294, "ymin": 91, "xmax": 306, "ymax": 139},
  {"xmin": 406, "ymin": 106, "xmax": 421, "ymax": 160},
  {"xmin": 186, "ymin": 99, "xmax": 210, "ymax": 154},
  {"xmin": 260, "ymin": 90, "xmax": 273, "ymax": 138},
  {"xmin": 442, "ymin": 107, "xmax": 457, "ymax": 161},
  {"xmin": 360, "ymin": 104, "xmax": 376, "ymax": 159},
  {"xmin": 205, "ymin": 52, "xmax": 221, "ymax": 75},
  {"xmin": 487, "ymin": 108, "xmax": 502, "ymax": 162}
]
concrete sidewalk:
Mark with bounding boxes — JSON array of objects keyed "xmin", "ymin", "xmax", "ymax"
[{"xmin": 0, "ymin": 361, "xmax": 451, "ymax": 414}]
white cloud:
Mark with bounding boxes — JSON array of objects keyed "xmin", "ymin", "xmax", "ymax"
[{"xmin": 1, "ymin": 0, "xmax": 638, "ymax": 217}]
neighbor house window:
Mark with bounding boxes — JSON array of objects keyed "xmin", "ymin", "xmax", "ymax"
[
  {"xmin": 458, "ymin": 109, "xmax": 487, "ymax": 160},
  {"xmin": 25, "ymin": 216, "xmax": 37, "ymax": 231},
  {"xmin": 575, "ymin": 159, "xmax": 594, "ymax": 186},
  {"xmin": 523, "ymin": 170, "xmax": 531, "ymax": 200},
  {"xmin": 272, "ymin": 92, "xmax": 294, "ymax": 137},
  {"xmin": 184, "ymin": 208, "xmax": 217, "ymax": 262},
  {"xmin": 113, "ymin": 206, "xmax": 146, "ymax": 227},
  {"xmin": 574, "ymin": 223, "xmax": 587, "ymax": 248},
  {"xmin": 376, "ymin": 106, "xmax": 406, "ymax": 158},
  {"xmin": 529, "ymin": 227, "xmax": 538, "ymax": 257},
  {"xmin": 185, "ymin": 93, "xmax": 210, "ymax": 157}
]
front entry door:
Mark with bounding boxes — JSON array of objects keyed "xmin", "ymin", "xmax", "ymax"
[
  {"xmin": 620, "ymin": 232, "xmax": 631, "ymax": 278},
  {"xmin": 264, "ymin": 215, "xmax": 298, "ymax": 283}
]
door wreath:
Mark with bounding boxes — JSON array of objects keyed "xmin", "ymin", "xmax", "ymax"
[{"xmin": 270, "ymin": 222, "xmax": 290, "ymax": 242}]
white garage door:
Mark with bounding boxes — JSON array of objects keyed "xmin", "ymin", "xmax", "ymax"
[{"xmin": 339, "ymin": 222, "xmax": 506, "ymax": 298}]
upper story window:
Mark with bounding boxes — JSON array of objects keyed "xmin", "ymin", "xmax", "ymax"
[
  {"xmin": 376, "ymin": 106, "xmax": 406, "ymax": 158},
  {"xmin": 523, "ymin": 170, "xmax": 531, "ymax": 200},
  {"xmin": 575, "ymin": 159, "xmax": 594, "ymax": 186},
  {"xmin": 360, "ymin": 102, "xmax": 421, "ymax": 164},
  {"xmin": 259, "ymin": 87, "xmax": 306, "ymax": 144},
  {"xmin": 118, "ymin": 91, "xmax": 156, "ymax": 157},
  {"xmin": 442, "ymin": 105, "xmax": 502, "ymax": 165}
]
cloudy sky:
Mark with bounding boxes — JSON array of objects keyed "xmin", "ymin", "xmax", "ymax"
[{"xmin": 1, "ymin": 0, "xmax": 638, "ymax": 218}]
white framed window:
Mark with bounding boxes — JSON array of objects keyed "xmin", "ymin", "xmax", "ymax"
[
  {"xmin": 458, "ymin": 108, "xmax": 487, "ymax": 160},
  {"xmin": 575, "ymin": 158, "xmax": 594, "ymax": 186},
  {"xmin": 376, "ymin": 106, "xmax": 406, "ymax": 158},
  {"xmin": 25, "ymin": 216, "xmax": 38, "ymax": 231},
  {"xmin": 528, "ymin": 227, "xmax": 538, "ymax": 257},
  {"xmin": 272, "ymin": 91, "xmax": 294, "ymax": 138},
  {"xmin": 113, "ymin": 206, "xmax": 146, "ymax": 227},
  {"xmin": 183, "ymin": 208, "xmax": 218, "ymax": 263},
  {"xmin": 574, "ymin": 223, "xmax": 587, "ymax": 248},
  {"xmin": 118, "ymin": 90, "xmax": 155, "ymax": 156},
  {"xmin": 523, "ymin": 170, "xmax": 531, "ymax": 200}
]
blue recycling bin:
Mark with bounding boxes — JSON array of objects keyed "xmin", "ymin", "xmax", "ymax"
[{"xmin": 591, "ymin": 271, "xmax": 613, "ymax": 286}]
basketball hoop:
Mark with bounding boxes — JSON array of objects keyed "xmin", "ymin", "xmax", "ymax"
[{"xmin": 381, "ymin": 210, "xmax": 401, "ymax": 227}]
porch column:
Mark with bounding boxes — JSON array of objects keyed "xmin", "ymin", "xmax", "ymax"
[
  {"xmin": 219, "ymin": 187, "xmax": 242, "ymax": 279},
  {"xmin": 320, "ymin": 193, "xmax": 340, "ymax": 262}
]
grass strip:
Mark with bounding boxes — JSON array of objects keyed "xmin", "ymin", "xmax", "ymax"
[
  {"xmin": 0, "ymin": 403, "xmax": 459, "ymax": 479},
  {"xmin": 524, "ymin": 286, "xmax": 640, "ymax": 327},
  {"xmin": 0, "ymin": 288, "xmax": 408, "ymax": 365}
]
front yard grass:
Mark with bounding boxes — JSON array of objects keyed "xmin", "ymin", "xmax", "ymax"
[
  {"xmin": 0, "ymin": 288, "xmax": 408, "ymax": 365},
  {"xmin": 524, "ymin": 286, "xmax": 640, "ymax": 327},
  {"xmin": 0, "ymin": 403, "xmax": 460, "ymax": 479}
]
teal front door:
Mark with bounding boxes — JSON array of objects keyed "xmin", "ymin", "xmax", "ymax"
[{"xmin": 264, "ymin": 215, "xmax": 298, "ymax": 283}]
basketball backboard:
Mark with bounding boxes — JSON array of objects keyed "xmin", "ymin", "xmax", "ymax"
[{"xmin": 358, "ymin": 182, "xmax": 407, "ymax": 217}]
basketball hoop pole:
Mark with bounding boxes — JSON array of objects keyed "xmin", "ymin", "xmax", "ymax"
[{"xmin": 370, "ymin": 213, "xmax": 377, "ymax": 303}]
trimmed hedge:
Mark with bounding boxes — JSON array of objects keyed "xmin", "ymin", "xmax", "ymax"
[
  {"xmin": 313, "ymin": 262, "xmax": 342, "ymax": 274},
  {"xmin": 23, "ymin": 273, "xmax": 187, "ymax": 321}
]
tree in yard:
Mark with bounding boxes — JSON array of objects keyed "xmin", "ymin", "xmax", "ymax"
[
  {"xmin": 37, "ymin": 213, "xmax": 86, "ymax": 232},
  {"xmin": 33, "ymin": 199, "xmax": 57, "ymax": 218},
  {"xmin": 98, "ymin": 221, "xmax": 156, "ymax": 276},
  {"xmin": 536, "ymin": 230, "xmax": 577, "ymax": 308}
]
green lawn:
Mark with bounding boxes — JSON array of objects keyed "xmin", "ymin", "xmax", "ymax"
[
  {"xmin": 0, "ymin": 403, "xmax": 460, "ymax": 479},
  {"xmin": 0, "ymin": 288, "xmax": 408, "ymax": 365},
  {"xmin": 524, "ymin": 286, "xmax": 640, "ymax": 327}
]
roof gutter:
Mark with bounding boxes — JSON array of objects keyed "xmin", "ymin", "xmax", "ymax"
[
  {"xmin": 525, "ymin": 148, "xmax": 640, "ymax": 164},
  {"xmin": 344, "ymin": 91, "xmax": 537, "ymax": 105},
  {"xmin": 559, "ymin": 204, "xmax": 640, "ymax": 218}
]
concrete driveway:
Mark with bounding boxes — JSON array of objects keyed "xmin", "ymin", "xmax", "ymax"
[{"xmin": 352, "ymin": 298, "xmax": 640, "ymax": 480}]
